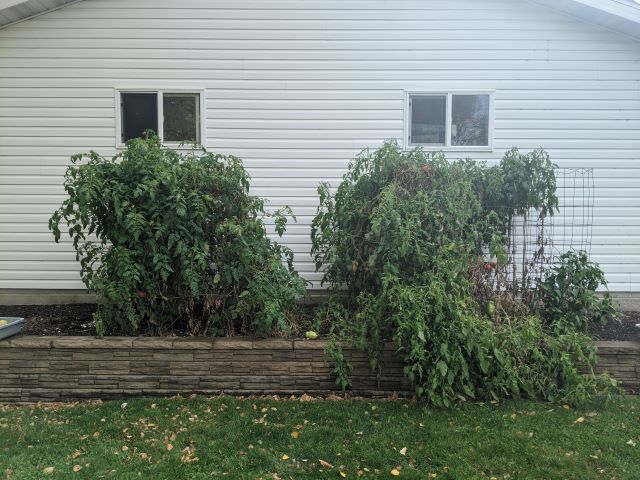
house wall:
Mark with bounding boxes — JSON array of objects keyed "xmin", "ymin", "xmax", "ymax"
[{"xmin": 0, "ymin": 0, "xmax": 639, "ymax": 293}]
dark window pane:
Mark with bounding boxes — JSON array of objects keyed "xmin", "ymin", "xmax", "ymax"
[
  {"xmin": 121, "ymin": 92, "xmax": 158, "ymax": 143},
  {"xmin": 410, "ymin": 95, "xmax": 446, "ymax": 145},
  {"xmin": 451, "ymin": 95, "xmax": 490, "ymax": 146},
  {"xmin": 163, "ymin": 93, "xmax": 200, "ymax": 144}
]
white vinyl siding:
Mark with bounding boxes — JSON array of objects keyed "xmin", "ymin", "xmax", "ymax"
[{"xmin": 0, "ymin": 0, "xmax": 639, "ymax": 291}]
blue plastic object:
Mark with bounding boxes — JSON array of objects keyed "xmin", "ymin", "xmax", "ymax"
[{"xmin": 0, "ymin": 317, "xmax": 24, "ymax": 341}]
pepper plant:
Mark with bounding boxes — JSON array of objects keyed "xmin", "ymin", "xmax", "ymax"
[{"xmin": 50, "ymin": 135, "xmax": 307, "ymax": 336}]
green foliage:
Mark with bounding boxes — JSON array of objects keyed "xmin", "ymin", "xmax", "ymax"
[
  {"xmin": 50, "ymin": 135, "xmax": 307, "ymax": 336},
  {"xmin": 498, "ymin": 147, "xmax": 558, "ymax": 216},
  {"xmin": 311, "ymin": 141, "xmax": 617, "ymax": 406},
  {"xmin": 325, "ymin": 334, "xmax": 352, "ymax": 390},
  {"xmin": 538, "ymin": 251, "xmax": 616, "ymax": 334}
]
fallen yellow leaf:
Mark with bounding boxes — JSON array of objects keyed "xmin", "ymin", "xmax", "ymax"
[
  {"xmin": 71, "ymin": 450, "xmax": 81, "ymax": 459},
  {"xmin": 281, "ymin": 454, "xmax": 289, "ymax": 461},
  {"xmin": 319, "ymin": 459, "xmax": 333, "ymax": 469},
  {"xmin": 291, "ymin": 431, "xmax": 299, "ymax": 439},
  {"xmin": 399, "ymin": 447, "xmax": 407, "ymax": 456},
  {"xmin": 181, "ymin": 446, "xmax": 199, "ymax": 464},
  {"xmin": 340, "ymin": 471, "xmax": 347, "ymax": 478},
  {"xmin": 43, "ymin": 467, "xmax": 55, "ymax": 475},
  {"xmin": 390, "ymin": 468, "xmax": 401, "ymax": 476},
  {"xmin": 575, "ymin": 417, "xmax": 585, "ymax": 424},
  {"xmin": 72, "ymin": 465, "xmax": 82, "ymax": 473}
]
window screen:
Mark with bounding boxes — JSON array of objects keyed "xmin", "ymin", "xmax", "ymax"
[
  {"xmin": 451, "ymin": 94, "xmax": 490, "ymax": 146},
  {"xmin": 121, "ymin": 92, "xmax": 158, "ymax": 143},
  {"xmin": 410, "ymin": 95, "xmax": 446, "ymax": 145},
  {"xmin": 163, "ymin": 93, "xmax": 201, "ymax": 144}
]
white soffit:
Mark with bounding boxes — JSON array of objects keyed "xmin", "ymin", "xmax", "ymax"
[
  {"xmin": 530, "ymin": 0, "xmax": 640, "ymax": 40},
  {"xmin": 0, "ymin": 0, "xmax": 80, "ymax": 28}
]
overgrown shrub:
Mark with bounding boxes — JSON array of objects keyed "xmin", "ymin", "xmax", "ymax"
[
  {"xmin": 311, "ymin": 141, "xmax": 617, "ymax": 406},
  {"xmin": 538, "ymin": 250, "xmax": 616, "ymax": 334},
  {"xmin": 50, "ymin": 136, "xmax": 307, "ymax": 336}
]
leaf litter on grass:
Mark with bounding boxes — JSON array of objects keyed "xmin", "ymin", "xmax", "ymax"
[{"xmin": 1, "ymin": 395, "xmax": 639, "ymax": 479}]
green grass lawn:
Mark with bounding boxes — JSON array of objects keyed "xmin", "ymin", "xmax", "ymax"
[{"xmin": 1, "ymin": 395, "xmax": 638, "ymax": 480}]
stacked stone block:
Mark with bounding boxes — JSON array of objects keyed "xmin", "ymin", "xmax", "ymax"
[
  {"xmin": 0, "ymin": 337, "xmax": 636, "ymax": 403},
  {"xmin": 0, "ymin": 336, "xmax": 410, "ymax": 403}
]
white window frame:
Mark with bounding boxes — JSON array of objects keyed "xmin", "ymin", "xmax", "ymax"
[
  {"xmin": 404, "ymin": 90, "xmax": 494, "ymax": 151},
  {"xmin": 115, "ymin": 88, "xmax": 205, "ymax": 149}
]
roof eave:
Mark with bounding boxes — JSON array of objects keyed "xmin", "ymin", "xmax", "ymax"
[
  {"xmin": 528, "ymin": 0, "xmax": 640, "ymax": 40},
  {"xmin": 0, "ymin": 0, "xmax": 81, "ymax": 29}
]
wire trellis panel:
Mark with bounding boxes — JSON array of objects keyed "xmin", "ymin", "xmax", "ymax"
[{"xmin": 504, "ymin": 167, "xmax": 594, "ymax": 291}]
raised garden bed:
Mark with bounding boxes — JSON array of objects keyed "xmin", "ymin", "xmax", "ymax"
[
  {"xmin": 1, "ymin": 306, "xmax": 639, "ymax": 404},
  {"xmin": 0, "ymin": 334, "xmax": 638, "ymax": 403},
  {"xmin": 0, "ymin": 336, "xmax": 410, "ymax": 403}
]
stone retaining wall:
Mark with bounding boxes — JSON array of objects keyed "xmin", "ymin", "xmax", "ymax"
[
  {"xmin": 592, "ymin": 341, "xmax": 639, "ymax": 393},
  {"xmin": 0, "ymin": 336, "xmax": 410, "ymax": 403},
  {"xmin": 0, "ymin": 337, "xmax": 637, "ymax": 403}
]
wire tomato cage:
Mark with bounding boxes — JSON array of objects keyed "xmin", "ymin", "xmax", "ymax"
[{"xmin": 501, "ymin": 167, "xmax": 594, "ymax": 293}]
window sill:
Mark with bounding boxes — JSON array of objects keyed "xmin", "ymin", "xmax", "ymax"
[
  {"xmin": 406, "ymin": 145, "xmax": 494, "ymax": 152},
  {"xmin": 115, "ymin": 143, "xmax": 204, "ymax": 151}
]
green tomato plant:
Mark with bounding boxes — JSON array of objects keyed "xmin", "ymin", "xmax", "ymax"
[{"xmin": 311, "ymin": 141, "xmax": 617, "ymax": 405}]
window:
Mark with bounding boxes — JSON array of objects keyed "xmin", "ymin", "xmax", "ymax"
[
  {"xmin": 406, "ymin": 92, "xmax": 493, "ymax": 149},
  {"xmin": 121, "ymin": 93, "xmax": 158, "ymax": 143},
  {"xmin": 451, "ymin": 94, "xmax": 490, "ymax": 147},
  {"xmin": 410, "ymin": 95, "xmax": 447, "ymax": 146},
  {"xmin": 163, "ymin": 93, "xmax": 201, "ymax": 143},
  {"xmin": 117, "ymin": 90, "xmax": 203, "ymax": 146}
]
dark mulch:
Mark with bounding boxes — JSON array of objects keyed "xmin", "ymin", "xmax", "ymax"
[
  {"xmin": 1, "ymin": 304, "xmax": 639, "ymax": 341},
  {"xmin": 592, "ymin": 311, "xmax": 640, "ymax": 342},
  {"xmin": 0, "ymin": 303, "xmax": 315, "ymax": 338},
  {"xmin": 0, "ymin": 304, "xmax": 97, "ymax": 336},
  {"xmin": 0, "ymin": 304, "xmax": 201, "ymax": 337}
]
